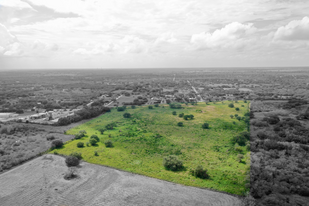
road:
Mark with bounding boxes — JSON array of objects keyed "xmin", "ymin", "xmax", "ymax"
[{"xmin": 187, "ymin": 80, "xmax": 204, "ymax": 102}]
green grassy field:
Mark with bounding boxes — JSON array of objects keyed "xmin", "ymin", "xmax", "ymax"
[{"xmin": 51, "ymin": 101, "xmax": 250, "ymax": 195}]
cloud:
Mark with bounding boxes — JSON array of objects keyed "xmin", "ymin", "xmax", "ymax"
[
  {"xmin": 190, "ymin": 22, "xmax": 257, "ymax": 50},
  {"xmin": 274, "ymin": 16, "xmax": 309, "ymax": 40},
  {"xmin": 3, "ymin": 42, "xmax": 23, "ymax": 56}
]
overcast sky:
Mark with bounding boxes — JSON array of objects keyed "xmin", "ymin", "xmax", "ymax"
[{"xmin": 0, "ymin": 0, "xmax": 309, "ymax": 69}]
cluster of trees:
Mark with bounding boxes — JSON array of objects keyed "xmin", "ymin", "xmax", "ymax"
[
  {"xmin": 169, "ymin": 103, "xmax": 182, "ymax": 109},
  {"xmin": 250, "ymin": 110, "xmax": 309, "ymax": 205},
  {"xmin": 57, "ymin": 106, "xmax": 110, "ymax": 126}
]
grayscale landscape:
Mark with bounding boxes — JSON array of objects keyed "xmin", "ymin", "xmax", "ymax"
[{"xmin": 1, "ymin": 1, "xmax": 309, "ymax": 206}]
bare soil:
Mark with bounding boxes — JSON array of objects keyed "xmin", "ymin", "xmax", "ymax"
[{"xmin": 0, "ymin": 154, "xmax": 241, "ymax": 206}]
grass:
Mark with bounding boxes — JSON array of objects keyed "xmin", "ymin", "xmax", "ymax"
[{"xmin": 51, "ymin": 100, "xmax": 250, "ymax": 195}]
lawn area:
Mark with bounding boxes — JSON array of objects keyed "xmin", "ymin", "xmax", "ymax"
[{"xmin": 51, "ymin": 101, "xmax": 250, "ymax": 195}]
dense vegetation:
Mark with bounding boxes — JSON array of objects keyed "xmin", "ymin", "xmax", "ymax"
[
  {"xmin": 250, "ymin": 100, "xmax": 309, "ymax": 205},
  {"xmin": 51, "ymin": 101, "xmax": 250, "ymax": 195}
]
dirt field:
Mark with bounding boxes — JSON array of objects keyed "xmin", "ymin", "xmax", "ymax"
[{"xmin": 0, "ymin": 154, "xmax": 241, "ymax": 206}]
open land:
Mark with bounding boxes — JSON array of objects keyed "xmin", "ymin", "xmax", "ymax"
[
  {"xmin": 0, "ymin": 154, "xmax": 241, "ymax": 206},
  {"xmin": 51, "ymin": 101, "xmax": 250, "ymax": 195}
]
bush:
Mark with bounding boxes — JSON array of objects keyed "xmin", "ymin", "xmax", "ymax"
[
  {"xmin": 202, "ymin": 123, "xmax": 209, "ymax": 129},
  {"xmin": 94, "ymin": 151, "xmax": 98, "ymax": 156},
  {"xmin": 86, "ymin": 142, "xmax": 90, "ymax": 146},
  {"xmin": 90, "ymin": 135, "xmax": 99, "ymax": 142},
  {"xmin": 235, "ymin": 107, "xmax": 240, "ymax": 111},
  {"xmin": 230, "ymin": 115, "xmax": 234, "ymax": 118},
  {"xmin": 117, "ymin": 107, "xmax": 125, "ymax": 111},
  {"xmin": 172, "ymin": 111, "xmax": 177, "ymax": 115},
  {"xmin": 228, "ymin": 103, "xmax": 234, "ymax": 108},
  {"xmin": 98, "ymin": 128, "xmax": 105, "ymax": 134},
  {"xmin": 148, "ymin": 106, "xmax": 153, "ymax": 109},
  {"xmin": 177, "ymin": 122, "xmax": 183, "ymax": 127},
  {"xmin": 163, "ymin": 155, "xmax": 183, "ymax": 171},
  {"xmin": 237, "ymin": 154, "xmax": 244, "ymax": 162},
  {"xmin": 51, "ymin": 139, "xmax": 63, "ymax": 149},
  {"xmin": 123, "ymin": 113, "xmax": 131, "ymax": 118},
  {"xmin": 190, "ymin": 165, "xmax": 209, "ymax": 179},
  {"xmin": 154, "ymin": 104, "xmax": 159, "ymax": 107},
  {"xmin": 70, "ymin": 152, "xmax": 82, "ymax": 160},
  {"xmin": 89, "ymin": 138, "xmax": 98, "ymax": 146},
  {"xmin": 74, "ymin": 133, "xmax": 83, "ymax": 139},
  {"xmin": 64, "ymin": 167, "xmax": 78, "ymax": 180},
  {"xmin": 104, "ymin": 140, "xmax": 113, "ymax": 147},
  {"xmin": 46, "ymin": 135, "xmax": 55, "ymax": 141},
  {"xmin": 65, "ymin": 156, "xmax": 80, "ymax": 167},
  {"xmin": 77, "ymin": 142, "xmax": 84, "ymax": 148},
  {"xmin": 131, "ymin": 105, "xmax": 136, "ymax": 109}
]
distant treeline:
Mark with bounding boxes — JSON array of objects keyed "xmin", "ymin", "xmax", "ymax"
[{"xmin": 57, "ymin": 106, "xmax": 110, "ymax": 126}]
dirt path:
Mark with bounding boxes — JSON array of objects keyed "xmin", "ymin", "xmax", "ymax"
[{"xmin": 0, "ymin": 155, "xmax": 241, "ymax": 206}]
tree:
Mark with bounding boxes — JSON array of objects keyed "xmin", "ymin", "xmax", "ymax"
[
  {"xmin": 148, "ymin": 106, "xmax": 153, "ymax": 109},
  {"xmin": 123, "ymin": 113, "xmax": 131, "ymax": 118},
  {"xmin": 202, "ymin": 123, "xmax": 209, "ymax": 129},
  {"xmin": 163, "ymin": 155, "xmax": 183, "ymax": 171},
  {"xmin": 51, "ymin": 139, "xmax": 63, "ymax": 149},
  {"xmin": 235, "ymin": 107, "xmax": 240, "ymax": 111},
  {"xmin": 89, "ymin": 138, "xmax": 97, "ymax": 146},
  {"xmin": 65, "ymin": 156, "xmax": 80, "ymax": 167},
  {"xmin": 177, "ymin": 122, "xmax": 183, "ymax": 127},
  {"xmin": 77, "ymin": 142, "xmax": 84, "ymax": 148},
  {"xmin": 131, "ymin": 105, "xmax": 136, "ymax": 109},
  {"xmin": 179, "ymin": 113, "xmax": 184, "ymax": 117},
  {"xmin": 105, "ymin": 122, "xmax": 116, "ymax": 130},
  {"xmin": 154, "ymin": 104, "xmax": 159, "ymax": 107},
  {"xmin": 98, "ymin": 128, "xmax": 105, "ymax": 134},
  {"xmin": 230, "ymin": 115, "xmax": 234, "ymax": 118},
  {"xmin": 190, "ymin": 165, "xmax": 209, "ymax": 179},
  {"xmin": 237, "ymin": 116, "xmax": 241, "ymax": 121},
  {"xmin": 228, "ymin": 103, "xmax": 234, "ymax": 108},
  {"xmin": 117, "ymin": 107, "xmax": 125, "ymax": 111},
  {"xmin": 90, "ymin": 135, "xmax": 99, "ymax": 142},
  {"xmin": 172, "ymin": 111, "xmax": 177, "ymax": 115},
  {"xmin": 104, "ymin": 140, "xmax": 113, "ymax": 147}
]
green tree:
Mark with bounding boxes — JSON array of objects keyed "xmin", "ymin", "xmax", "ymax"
[
  {"xmin": 228, "ymin": 103, "xmax": 234, "ymax": 108},
  {"xmin": 98, "ymin": 128, "xmax": 105, "ymax": 135},
  {"xmin": 77, "ymin": 142, "xmax": 84, "ymax": 148},
  {"xmin": 90, "ymin": 135, "xmax": 99, "ymax": 142},
  {"xmin": 190, "ymin": 165, "xmax": 209, "ymax": 179},
  {"xmin": 179, "ymin": 113, "xmax": 184, "ymax": 117},
  {"xmin": 89, "ymin": 138, "xmax": 97, "ymax": 146},
  {"xmin": 104, "ymin": 140, "xmax": 113, "ymax": 147},
  {"xmin": 154, "ymin": 104, "xmax": 159, "ymax": 107},
  {"xmin": 202, "ymin": 123, "xmax": 209, "ymax": 129},
  {"xmin": 172, "ymin": 111, "xmax": 177, "ymax": 115},
  {"xmin": 131, "ymin": 105, "xmax": 136, "ymax": 109},
  {"xmin": 237, "ymin": 154, "xmax": 244, "ymax": 163},
  {"xmin": 177, "ymin": 122, "xmax": 183, "ymax": 127},
  {"xmin": 148, "ymin": 105, "xmax": 153, "ymax": 109},
  {"xmin": 123, "ymin": 113, "xmax": 131, "ymax": 118},
  {"xmin": 235, "ymin": 107, "xmax": 240, "ymax": 111},
  {"xmin": 230, "ymin": 115, "xmax": 234, "ymax": 118},
  {"xmin": 163, "ymin": 155, "xmax": 183, "ymax": 171}
]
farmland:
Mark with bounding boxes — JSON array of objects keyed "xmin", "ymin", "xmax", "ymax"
[
  {"xmin": 51, "ymin": 101, "xmax": 250, "ymax": 195},
  {"xmin": 0, "ymin": 154, "xmax": 241, "ymax": 206}
]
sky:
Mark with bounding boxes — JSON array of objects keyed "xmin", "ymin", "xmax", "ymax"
[{"xmin": 0, "ymin": 0, "xmax": 309, "ymax": 69}]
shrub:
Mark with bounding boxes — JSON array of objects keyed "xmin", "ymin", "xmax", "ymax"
[
  {"xmin": 123, "ymin": 113, "xmax": 131, "ymax": 118},
  {"xmin": 79, "ymin": 130, "xmax": 87, "ymax": 136},
  {"xmin": 190, "ymin": 165, "xmax": 209, "ymax": 179},
  {"xmin": 228, "ymin": 103, "xmax": 234, "ymax": 108},
  {"xmin": 46, "ymin": 135, "xmax": 55, "ymax": 141},
  {"xmin": 177, "ymin": 122, "xmax": 183, "ymax": 127},
  {"xmin": 237, "ymin": 154, "xmax": 244, "ymax": 162},
  {"xmin": 65, "ymin": 156, "xmax": 80, "ymax": 167},
  {"xmin": 74, "ymin": 133, "xmax": 83, "ymax": 139},
  {"xmin": 104, "ymin": 140, "xmax": 113, "ymax": 147},
  {"xmin": 236, "ymin": 116, "xmax": 241, "ymax": 121},
  {"xmin": 131, "ymin": 105, "xmax": 136, "ymax": 109},
  {"xmin": 235, "ymin": 114, "xmax": 238, "ymax": 117},
  {"xmin": 89, "ymin": 138, "xmax": 97, "ymax": 146},
  {"xmin": 94, "ymin": 151, "xmax": 98, "ymax": 156},
  {"xmin": 64, "ymin": 167, "xmax": 78, "ymax": 180},
  {"xmin": 90, "ymin": 135, "xmax": 99, "ymax": 142},
  {"xmin": 235, "ymin": 107, "xmax": 240, "ymax": 111},
  {"xmin": 179, "ymin": 113, "xmax": 184, "ymax": 117},
  {"xmin": 172, "ymin": 111, "xmax": 177, "ymax": 115},
  {"xmin": 163, "ymin": 155, "xmax": 183, "ymax": 171},
  {"xmin": 230, "ymin": 115, "xmax": 234, "ymax": 118},
  {"xmin": 117, "ymin": 107, "xmax": 125, "ymax": 111},
  {"xmin": 86, "ymin": 142, "xmax": 90, "ymax": 147},
  {"xmin": 148, "ymin": 106, "xmax": 153, "ymax": 109},
  {"xmin": 51, "ymin": 139, "xmax": 63, "ymax": 149},
  {"xmin": 105, "ymin": 122, "xmax": 116, "ymax": 130},
  {"xmin": 202, "ymin": 123, "xmax": 209, "ymax": 129},
  {"xmin": 70, "ymin": 152, "xmax": 82, "ymax": 160},
  {"xmin": 77, "ymin": 142, "xmax": 84, "ymax": 148},
  {"xmin": 98, "ymin": 128, "xmax": 105, "ymax": 134},
  {"xmin": 154, "ymin": 104, "xmax": 159, "ymax": 107}
]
